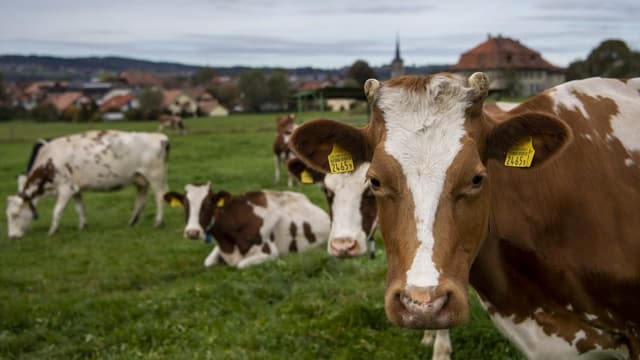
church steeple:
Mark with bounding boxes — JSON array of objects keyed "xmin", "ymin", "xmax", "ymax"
[{"xmin": 391, "ymin": 34, "xmax": 404, "ymax": 78}]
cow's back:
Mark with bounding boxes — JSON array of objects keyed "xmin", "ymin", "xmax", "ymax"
[
  {"xmin": 262, "ymin": 191, "xmax": 330, "ymax": 254},
  {"xmin": 30, "ymin": 130, "xmax": 169, "ymax": 190}
]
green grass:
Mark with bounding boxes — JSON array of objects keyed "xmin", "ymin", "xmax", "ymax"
[{"xmin": 0, "ymin": 113, "xmax": 523, "ymax": 359}]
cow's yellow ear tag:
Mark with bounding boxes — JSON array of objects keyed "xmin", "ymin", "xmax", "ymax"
[
  {"xmin": 504, "ymin": 136, "xmax": 535, "ymax": 168},
  {"xmin": 300, "ymin": 169, "xmax": 314, "ymax": 184},
  {"xmin": 327, "ymin": 144, "xmax": 355, "ymax": 174},
  {"xmin": 217, "ymin": 198, "xmax": 225, "ymax": 207},
  {"xmin": 170, "ymin": 198, "xmax": 182, "ymax": 208}
]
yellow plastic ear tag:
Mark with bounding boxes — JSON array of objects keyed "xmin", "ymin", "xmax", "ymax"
[
  {"xmin": 327, "ymin": 144, "xmax": 355, "ymax": 174},
  {"xmin": 504, "ymin": 136, "xmax": 535, "ymax": 168},
  {"xmin": 300, "ymin": 169, "xmax": 314, "ymax": 184},
  {"xmin": 217, "ymin": 198, "xmax": 225, "ymax": 207},
  {"xmin": 170, "ymin": 198, "xmax": 182, "ymax": 208}
]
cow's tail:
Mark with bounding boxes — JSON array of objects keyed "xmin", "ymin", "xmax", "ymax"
[{"xmin": 25, "ymin": 138, "xmax": 49, "ymax": 174}]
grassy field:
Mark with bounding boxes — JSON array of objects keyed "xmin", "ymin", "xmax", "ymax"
[{"xmin": 0, "ymin": 113, "xmax": 523, "ymax": 359}]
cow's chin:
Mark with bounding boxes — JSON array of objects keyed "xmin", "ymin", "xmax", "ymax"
[{"xmin": 384, "ymin": 278, "xmax": 469, "ymax": 330}]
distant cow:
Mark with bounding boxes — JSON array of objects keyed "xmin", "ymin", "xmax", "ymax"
[
  {"xmin": 164, "ymin": 182, "xmax": 330, "ymax": 269},
  {"xmin": 6, "ymin": 130, "xmax": 170, "ymax": 239},
  {"xmin": 273, "ymin": 114, "xmax": 297, "ymax": 187},
  {"xmin": 288, "ymin": 157, "xmax": 451, "ymax": 360},
  {"xmin": 158, "ymin": 114, "xmax": 186, "ymax": 134},
  {"xmin": 290, "ymin": 73, "xmax": 640, "ymax": 358}
]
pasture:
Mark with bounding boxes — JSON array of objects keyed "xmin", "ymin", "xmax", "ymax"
[{"xmin": 0, "ymin": 114, "xmax": 523, "ymax": 359}]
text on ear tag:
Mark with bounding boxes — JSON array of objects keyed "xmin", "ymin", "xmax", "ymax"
[
  {"xmin": 328, "ymin": 144, "xmax": 355, "ymax": 174},
  {"xmin": 217, "ymin": 198, "xmax": 225, "ymax": 207},
  {"xmin": 300, "ymin": 170, "xmax": 314, "ymax": 184},
  {"xmin": 170, "ymin": 198, "xmax": 182, "ymax": 207},
  {"xmin": 504, "ymin": 136, "xmax": 535, "ymax": 168}
]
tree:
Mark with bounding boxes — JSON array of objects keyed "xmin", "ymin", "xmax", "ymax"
[
  {"xmin": 138, "ymin": 88, "xmax": 164, "ymax": 119},
  {"xmin": 566, "ymin": 39, "xmax": 640, "ymax": 80},
  {"xmin": 0, "ymin": 72, "xmax": 8, "ymax": 104},
  {"xmin": 347, "ymin": 60, "xmax": 377, "ymax": 88},
  {"xmin": 191, "ymin": 66, "xmax": 216, "ymax": 86},
  {"xmin": 210, "ymin": 82, "xmax": 240, "ymax": 111},
  {"xmin": 238, "ymin": 70, "xmax": 268, "ymax": 112},
  {"xmin": 267, "ymin": 70, "xmax": 290, "ymax": 110}
]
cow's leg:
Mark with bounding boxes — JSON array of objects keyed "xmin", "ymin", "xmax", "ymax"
[
  {"xmin": 273, "ymin": 154, "xmax": 281, "ymax": 183},
  {"xmin": 73, "ymin": 193, "xmax": 86, "ymax": 230},
  {"xmin": 421, "ymin": 330, "xmax": 435, "ymax": 346},
  {"xmin": 49, "ymin": 190, "xmax": 74, "ymax": 236},
  {"xmin": 129, "ymin": 180, "xmax": 148, "ymax": 226},
  {"xmin": 236, "ymin": 251, "xmax": 277, "ymax": 269},
  {"xmin": 431, "ymin": 330, "xmax": 451, "ymax": 360},
  {"xmin": 149, "ymin": 179, "xmax": 168, "ymax": 228},
  {"xmin": 203, "ymin": 246, "xmax": 221, "ymax": 267}
]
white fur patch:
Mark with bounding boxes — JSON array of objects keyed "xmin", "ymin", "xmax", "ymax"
[
  {"xmin": 323, "ymin": 162, "xmax": 371, "ymax": 253},
  {"xmin": 549, "ymin": 77, "xmax": 640, "ymax": 153},
  {"xmin": 184, "ymin": 182, "xmax": 211, "ymax": 238},
  {"xmin": 625, "ymin": 158, "xmax": 635, "ymax": 167},
  {"xmin": 377, "ymin": 75, "xmax": 469, "ymax": 289},
  {"xmin": 481, "ymin": 300, "xmax": 629, "ymax": 359}
]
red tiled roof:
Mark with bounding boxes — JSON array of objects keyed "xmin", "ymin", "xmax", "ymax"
[
  {"xmin": 44, "ymin": 92, "xmax": 84, "ymax": 111},
  {"xmin": 162, "ymin": 90, "xmax": 182, "ymax": 107},
  {"xmin": 300, "ymin": 81, "xmax": 326, "ymax": 90},
  {"xmin": 120, "ymin": 70, "xmax": 161, "ymax": 87},
  {"xmin": 100, "ymin": 94, "xmax": 135, "ymax": 113},
  {"xmin": 452, "ymin": 36, "xmax": 562, "ymax": 72}
]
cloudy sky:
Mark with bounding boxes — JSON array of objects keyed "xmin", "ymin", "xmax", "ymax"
[{"xmin": 1, "ymin": 0, "xmax": 638, "ymax": 68}]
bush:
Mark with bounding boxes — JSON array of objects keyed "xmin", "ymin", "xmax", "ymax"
[
  {"xmin": 0, "ymin": 105, "xmax": 14, "ymax": 121},
  {"xmin": 31, "ymin": 104, "xmax": 59, "ymax": 122},
  {"xmin": 125, "ymin": 108, "xmax": 144, "ymax": 121}
]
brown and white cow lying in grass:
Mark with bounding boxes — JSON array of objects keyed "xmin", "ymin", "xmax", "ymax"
[
  {"xmin": 273, "ymin": 114, "xmax": 297, "ymax": 187},
  {"xmin": 158, "ymin": 114, "xmax": 187, "ymax": 134},
  {"xmin": 164, "ymin": 182, "xmax": 330, "ymax": 269},
  {"xmin": 288, "ymin": 157, "xmax": 452, "ymax": 359},
  {"xmin": 6, "ymin": 130, "xmax": 170, "ymax": 239},
  {"xmin": 290, "ymin": 73, "xmax": 640, "ymax": 359}
]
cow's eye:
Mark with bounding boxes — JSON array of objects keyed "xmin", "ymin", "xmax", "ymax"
[
  {"xmin": 369, "ymin": 178, "xmax": 381, "ymax": 190},
  {"xmin": 471, "ymin": 174, "xmax": 484, "ymax": 187}
]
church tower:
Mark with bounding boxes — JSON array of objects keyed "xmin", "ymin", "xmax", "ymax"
[{"xmin": 390, "ymin": 35, "xmax": 404, "ymax": 78}]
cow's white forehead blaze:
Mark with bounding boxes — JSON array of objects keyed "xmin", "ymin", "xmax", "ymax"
[
  {"xmin": 324, "ymin": 162, "xmax": 371, "ymax": 246},
  {"xmin": 377, "ymin": 75, "xmax": 470, "ymax": 289},
  {"xmin": 184, "ymin": 182, "xmax": 210, "ymax": 235}
]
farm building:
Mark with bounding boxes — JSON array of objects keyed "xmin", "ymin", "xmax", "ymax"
[{"xmin": 452, "ymin": 35, "xmax": 565, "ymax": 96}]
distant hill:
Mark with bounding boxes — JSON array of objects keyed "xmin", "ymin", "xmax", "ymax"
[{"xmin": 0, "ymin": 54, "xmax": 452, "ymax": 82}]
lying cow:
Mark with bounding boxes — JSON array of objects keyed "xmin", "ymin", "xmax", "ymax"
[
  {"xmin": 6, "ymin": 130, "xmax": 170, "ymax": 239},
  {"xmin": 273, "ymin": 114, "xmax": 297, "ymax": 187},
  {"xmin": 288, "ymin": 157, "xmax": 452, "ymax": 360},
  {"xmin": 164, "ymin": 182, "xmax": 330, "ymax": 269},
  {"xmin": 158, "ymin": 114, "xmax": 187, "ymax": 134},
  {"xmin": 290, "ymin": 73, "xmax": 640, "ymax": 358}
]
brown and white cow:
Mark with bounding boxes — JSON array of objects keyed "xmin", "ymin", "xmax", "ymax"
[
  {"xmin": 158, "ymin": 114, "xmax": 187, "ymax": 134},
  {"xmin": 273, "ymin": 114, "xmax": 297, "ymax": 187},
  {"xmin": 164, "ymin": 183, "xmax": 330, "ymax": 269},
  {"xmin": 290, "ymin": 74, "xmax": 640, "ymax": 359},
  {"xmin": 288, "ymin": 157, "xmax": 452, "ymax": 359},
  {"xmin": 6, "ymin": 130, "xmax": 170, "ymax": 239}
]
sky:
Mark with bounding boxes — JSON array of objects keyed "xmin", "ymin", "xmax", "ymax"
[{"xmin": 1, "ymin": 0, "xmax": 638, "ymax": 69}]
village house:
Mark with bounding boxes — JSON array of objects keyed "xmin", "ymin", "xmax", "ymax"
[
  {"xmin": 99, "ymin": 94, "xmax": 138, "ymax": 121},
  {"xmin": 451, "ymin": 35, "xmax": 565, "ymax": 96},
  {"xmin": 162, "ymin": 89, "xmax": 198, "ymax": 116}
]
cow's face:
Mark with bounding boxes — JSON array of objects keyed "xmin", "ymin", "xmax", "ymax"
[
  {"xmin": 164, "ymin": 182, "xmax": 220, "ymax": 240},
  {"xmin": 290, "ymin": 73, "xmax": 572, "ymax": 329},
  {"xmin": 6, "ymin": 195, "xmax": 34, "ymax": 239},
  {"xmin": 288, "ymin": 159, "xmax": 377, "ymax": 258}
]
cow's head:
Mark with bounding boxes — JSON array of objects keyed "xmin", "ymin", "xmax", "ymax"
[
  {"xmin": 289, "ymin": 73, "xmax": 572, "ymax": 329},
  {"xmin": 276, "ymin": 114, "xmax": 297, "ymax": 137},
  {"xmin": 288, "ymin": 158, "xmax": 377, "ymax": 258},
  {"xmin": 164, "ymin": 182, "xmax": 230, "ymax": 240},
  {"xmin": 6, "ymin": 195, "xmax": 37, "ymax": 239}
]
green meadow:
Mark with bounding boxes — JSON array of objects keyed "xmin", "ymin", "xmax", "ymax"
[{"xmin": 0, "ymin": 114, "xmax": 523, "ymax": 359}]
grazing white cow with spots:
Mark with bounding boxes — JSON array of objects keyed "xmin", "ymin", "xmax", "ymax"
[
  {"xmin": 158, "ymin": 114, "xmax": 187, "ymax": 134},
  {"xmin": 6, "ymin": 130, "xmax": 170, "ymax": 239},
  {"xmin": 164, "ymin": 183, "xmax": 330, "ymax": 269},
  {"xmin": 273, "ymin": 114, "xmax": 297, "ymax": 187},
  {"xmin": 290, "ymin": 74, "xmax": 640, "ymax": 359}
]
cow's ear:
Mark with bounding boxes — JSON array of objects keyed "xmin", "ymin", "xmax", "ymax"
[
  {"xmin": 289, "ymin": 119, "xmax": 370, "ymax": 174},
  {"xmin": 163, "ymin": 191, "xmax": 185, "ymax": 207},
  {"xmin": 287, "ymin": 158, "xmax": 325, "ymax": 184},
  {"xmin": 211, "ymin": 190, "xmax": 232, "ymax": 208},
  {"xmin": 486, "ymin": 112, "xmax": 573, "ymax": 169}
]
